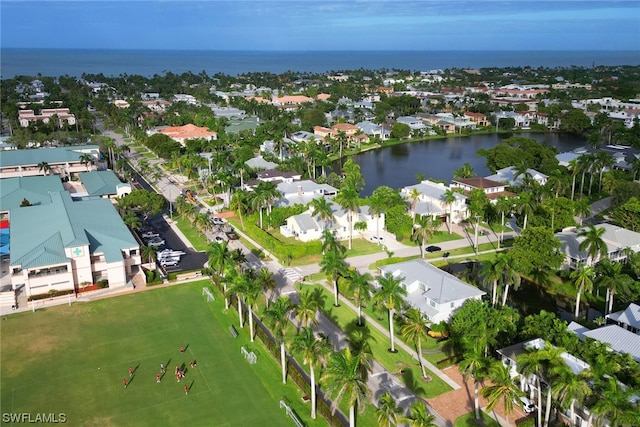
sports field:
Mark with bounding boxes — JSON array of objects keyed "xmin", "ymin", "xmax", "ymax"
[{"xmin": 0, "ymin": 282, "xmax": 304, "ymax": 427}]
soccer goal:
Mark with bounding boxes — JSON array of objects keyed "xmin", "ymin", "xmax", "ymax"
[{"xmin": 202, "ymin": 287, "xmax": 215, "ymax": 302}]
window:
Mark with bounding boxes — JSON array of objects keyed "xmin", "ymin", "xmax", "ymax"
[{"xmin": 429, "ymin": 300, "xmax": 436, "ymax": 308}]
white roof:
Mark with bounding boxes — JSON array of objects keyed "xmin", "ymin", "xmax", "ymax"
[
  {"xmin": 607, "ymin": 303, "xmax": 640, "ymax": 330},
  {"xmin": 583, "ymin": 325, "xmax": 640, "ymax": 362}
]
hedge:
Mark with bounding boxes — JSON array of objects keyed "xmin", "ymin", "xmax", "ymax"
[{"xmin": 28, "ymin": 289, "xmax": 75, "ymax": 301}]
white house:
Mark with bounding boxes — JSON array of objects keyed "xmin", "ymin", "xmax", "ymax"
[
  {"xmin": 485, "ymin": 166, "xmax": 548, "ymax": 187},
  {"xmin": 556, "ymin": 223, "xmax": 640, "ymax": 269},
  {"xmin": 401, "ymin": 180, "xmax": 468, "ymax": 224},
  {"xmin": 274, "ymin": 180, "xmax": 337, "ymax": 207},
  {"xmin": 378, "ymin": 259, "xmax": 485, "ymax": 323},
  {"xmin": 280, "ymin": 200, "xmax": 380, "ymax": 243}
]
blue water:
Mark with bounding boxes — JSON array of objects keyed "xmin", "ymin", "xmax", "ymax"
[{"xmin": 1, "ymin": 49, "xmax": 639, "ymax": 78}]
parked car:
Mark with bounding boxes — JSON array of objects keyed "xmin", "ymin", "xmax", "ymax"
[
  {"xmin": 214, "ymin": 236, "xmax": 225, "ymax": 244},
  {"xmin": 370, "ymin": 235, "xmax": 384, "ymax": 243},
  {"xmin": 160, "ymin": 258, "xmax": 179, "ymax": 267},
  {"xmin": 426, "ymin": 245, "xmax": 441, "ymax": 252},
  {"xmin": 141, "ymin": 231, "xmax": 160, "ymax": 239},
  {"xmin": 147, "ymin": 238, "xmax": 165, "ymax": 248},
  {"xmin": 212, "ymin": 217, "xmax": 225, "ymax": 225},
  {"xmin": 518, "ymin": 396, "xmax": 536, "ymax": 413}
]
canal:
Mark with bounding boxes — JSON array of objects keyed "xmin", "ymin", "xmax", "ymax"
[{"xmin": 343, "ymin": 132, "xmax": 587, "ymax": 196}]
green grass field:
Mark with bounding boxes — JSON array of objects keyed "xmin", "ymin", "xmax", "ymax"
[{"xmin": 0, "ymin": 282, "xmax": 310, "ymax": 427}]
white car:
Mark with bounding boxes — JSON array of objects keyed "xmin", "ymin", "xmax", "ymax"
[
  {"xmin": 160, "ymin": 258, "xmax": 179, "ymax": 267},
  {"xmin": 212, "ymin": 217, "xmax": 225, "ymax": 225},
  {"xmin": 214, "ymin": 236, "xmax": 225, "ymax": 244},
  {"xmin": 141, "ymin": 231, "xmax": 160, "ymax": 239},
  {"xmin": 370, "ymin": 235, "xmax": 384, "ymax": 243},
  {"xmin": 147, "ymin": 239, "xmax": 165, "ymax": 248}
]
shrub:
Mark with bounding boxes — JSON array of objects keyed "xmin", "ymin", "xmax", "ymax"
[
  {"xmin": 96, "ymin": 279, "xmax": 109, "ymax": 289},
  {"xmin": 28, "ymin": 289, "xmax": 75, "ymax": 301}
]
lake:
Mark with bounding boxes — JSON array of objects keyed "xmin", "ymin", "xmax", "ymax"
[{"xmin": 343, "ymin": 132, "xmax": 587, "ymax": 196}]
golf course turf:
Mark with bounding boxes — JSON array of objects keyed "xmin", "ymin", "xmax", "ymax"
[{"xmin": 0, "ymin": 281, "xmax": 295, "ymax": 427}]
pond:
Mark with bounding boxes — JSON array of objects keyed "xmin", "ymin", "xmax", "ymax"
[{"xmin": 341, "ymin": 132, "xmax": 587, "ymax": 196}]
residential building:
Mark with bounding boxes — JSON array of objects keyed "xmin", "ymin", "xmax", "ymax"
[
  {"xmin": 569, "ymin": 319, "xmax": 640, "ymax": 364},
  {"xmin": 605, "ymin": 303, "xmax": 640, "ymax": 334},
  {"xmin": 556, "ymin": 223, "xmax": 640, "ymax": 269},
  {"xmin": 18, "ymin": 108, "xmax": 76, "ymax": 128},
  {"xmin": 273, "ymin": 180, "xmax": 337, "ymax": 207},
  {"xmin": 0, "ymin": 145, "xmax": 101, "ymax": 179},
  {"xmin": 485, "ymin": 166, "xmax": 548, "ymax": 187},
  {"xmin": 156, "ymin": 124, "xmax": 217, "ymax": 146},
  {"xmin": 401, "ymin": 180, "xmax": 468, "ymax": 223},
  {"xmin": 281, "ymin": 200, "xmax": 380, "ymax": 243},
  {"xmin": 377, "ymin": 259, "xmax": 485, "ymax": 323},
  {"xmin": 464, "ymin": 112, "xmax": 489, "ymax": 127},
  {"xmin": 451, "ymin": 177, "xmax": 512, "ymax": 201},
  {"xmin": 356, "ymin": 121, "xmax": 390, "ymax": 140},
  {"xmin": 245, "ymin": 157, "xmax": 277, "ymax": 171}
]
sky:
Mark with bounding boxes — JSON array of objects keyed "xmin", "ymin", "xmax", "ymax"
[{"xmin": 1, "ymin": 1, "xmax": 639, "ymax": 51}]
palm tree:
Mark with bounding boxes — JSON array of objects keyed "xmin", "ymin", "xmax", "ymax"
[
  {"xmin": 539, "ymin": 345, "xmax": 567, "ymax": 427},
  {"xmin": 368, "ymin": 190, "xmax": 387, "ymax": 242},
  {"xmin": 321, "ymin": 229, "xmax": 346, "ymax": 256},
  {"xmin": 570, "ymin": 264, "xmax": 595, "ymax": 319},
  {"xmin": 243, "ymin": 274, "xmax": 263, "ymax": 342},
  {"xmin": 335, "ymin": 185, "xmax": 360, "ymax": 250},
  {"xmin": 376, "ymin": 392, "xmax": 402, "ymax": 427},
  {"xmin": 480, "ymin": 362, "xmax": 521, "ymax": 423},
  {"xmin": 264, "ymin": 296, "xmax": 293, "ymax": 384},
  {"xmin": 79, "ymin": 153, "xmax": 94, "ymax": 171},
  {"xmin": 230, "ymin": 189, "xmax": 250, "ymax": 230},
  {"xmin": 518, "ymin": 349, "xmax": 546, "ymax": 427},
  {"xmin": 206, "ymin": 240, "xmax": 231, "ymax": 308},
  {"xmin": 408, "ymin": 188, "xmax": 421, "ymax": 223},
  {"xmin": 347, "ymin": 270, "xmax": 373, "ymax": 327},
  {"xmin": 373, "ymin": 272, "xmax": 407, "ymax": 353},
  {"xmin": 459, "ymin": 342, "xmax": 491, "ymax": 420},
  {"xmin": 453, "ymin": 162, "xmax": 475, "ymax": 179},
  {"xmin": 320, "ymin": 248, "xmax": 348, "ymax": 307},
  {"xmin": 122, "ymin": 211, "xmax": 142, "ymax": 231},
  {"xmin": 290, "ymin": 327, "xmax": 331, "ymax": 420},
  {"xmin": 578, "ymin": 224, "xmax": 608, "ymax": 266},
  {"xmin": 552, "ymin": 369, "xmax": 591, "ymax": 427},
  {"xmin": 480, "ymin": 255, "xmax": 508, "ymax": 307},
  {"xmin": 573, "ymin": 198, "xmax": 591, "ymax": 226},
  {"xmin": 596, "ymin": 259, "xmax": 631, "ymax": 315},
  {"xmin": 38, "ymin": 161, "xmax": 51, "ymax": 176},
  {"xmin": 140, "ymin": 244, "xmax": 156, "ymax": 267},
  {"xmin": 568, "ymin": 158, "xmax": 580, "ymax": 200},
  {"xmin": 412, "ymin": 215, "xmax": 438, "ymax": 259},
  {"xmin": 500, "ymin": 254, "xmax": 521, "ymax": 307},
  {"xmin": 404, "ymin": 400, "xmax": 436, "ymax": 427},
  {"xmin": 591, "ymin": 376, "xmax": 636, "ymax": 427},
  {"xmin": 226, "ymin": 269, "xmax": 247, "ymax": 328},
  {"xmin": 517, "ymin": 192, "xmax": 536, "ymax": 231},
  {"xmin": 310, "ymin": 197, "xmax": 334, "ymax": 231},
  {"xmin": 320, "ymin": 347, "xmax": 370, "ymax": 427},
  {"xmin": 293, "ymin": 289, "xmax": 319, "ymax": 330},
  {"xmin": 256, "ymin": 267, "xmax": 277, "ymax": 309},
  {"xmin": 442, "ymin": 188, "xmax": 457, "ymax": 234},
  {"xmin": 400, "ymin": 308, "xmax": 431, "ymax": 379},
  {"xmin": 251, "ymin": 183, "xmax": 270, "ymax": 229},
  {"xmin": 495, "ymin": 195, "xmax": 513, "ymax": 246}
]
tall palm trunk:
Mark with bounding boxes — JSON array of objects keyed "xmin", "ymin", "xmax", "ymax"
[
  {"xmin": 280, "ymin": 341, "xmax": 287, "ymax": 384},
  {"xmin": 223, "ymin": 283, "xmax": 229, "ymax": 309},
  {"xmin": 248, "ymin": 307, "xmax": 254, "ymax": 342},
  {"xmin": 474, "ymin": 379, "xmax": 480, "ymax": 420},
  {"xmin": 238, "ymin": 298, "xmax": 244, "ymax": 328},
  {"xmin": 310, "ymin": 364, "xmax": 317, "ymax": 419},
  {"xmin": 571, "ymin": 174, "xmax": 576, "ymax": 200},
  {"xmin": 333, "ymin": 278, "xmax": 340, "ymax": 306},
  {"xmin": 543, "ymin": 382, "xmax": 553, "ymax": 427},
  {"xmin": 492, "ymin": 279, "xmax": 498, "ymax": 307},
  {"xmin": 502, "ymin": 283, "xmax": 510, "ymax": 307},
  {"xmin": 388, "ymin": 308, "xmax": 396, "ymax": 352},
  {"xmin": 417, "ymin": 338, "xmax": 427, "ymax": 378},
  {"xmin": 575, "ymin": 286, "xmax": 583, "ymax": 318}
]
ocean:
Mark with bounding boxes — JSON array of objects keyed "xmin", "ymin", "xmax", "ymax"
[{"xmin": 1, "ymin": 49, "xmax": 639, "ymax": 78}]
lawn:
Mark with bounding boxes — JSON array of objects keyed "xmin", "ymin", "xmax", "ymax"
[
  {"xmin": 305, "ymin": 283, "xmax": 453, "ymax": 399},
  {"xmin": 172, "ymin": 216, "xmax": 210, "ymax": 251},
  {"xmin": 0, "ymin": 282, "xmax": 321, "ymax": 427}
]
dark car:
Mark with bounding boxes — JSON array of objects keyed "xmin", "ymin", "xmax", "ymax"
[{"xmin": 426, "ymin": 245, "xmax": 441, "ymax": 253}]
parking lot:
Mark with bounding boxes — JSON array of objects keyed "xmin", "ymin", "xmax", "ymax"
[{"xmin": 140, "ymin": 215, "xmax": 208, "ymax": 273}]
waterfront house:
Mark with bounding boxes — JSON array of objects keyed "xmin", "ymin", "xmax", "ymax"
[
  {"xmin": 378, "ymin": 259, "xmax": 485, "ymax": 323},
  {"xmin": 451, "ymin": 177, "xmax": 512, "ymax": 201},
  {"xmin": 555, "ymin": 223, "xmax": 640, "ymax": 269},
  {"xmin": 401, "ymin": 180, "xmax": 468, "ymax": 224},
  {"xmin": 485, "ymin": 166, "xmax": 548, "ymax": 187}
]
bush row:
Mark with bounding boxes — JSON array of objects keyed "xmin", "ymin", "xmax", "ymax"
[{"xmin": 28, "ymin": 289, "xmax": 75, "ymax": 301}]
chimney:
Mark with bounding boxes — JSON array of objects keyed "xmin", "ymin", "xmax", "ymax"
[{"xmin": 297, "ymin": 185, "xmax": 302, "ymax": 197}]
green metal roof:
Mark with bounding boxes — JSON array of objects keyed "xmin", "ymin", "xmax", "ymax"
[
  {"xmin": 225, "ymin": 116, "xmax": 260, "ymax": 134},
  {"xmin": 0, "ymin": 145, "xmax": 101, "ymax": 168},
  {"xmin": 0, "ymin": 175, "xmax": 65, "ymax": 211},
  {"xmin": 79, "ymin": 170, "xmax": 127, "ymax": 197},
  {"xmin": 10, "ymin": 191, "xmax": 138, "ymax": 268}
]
